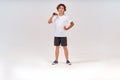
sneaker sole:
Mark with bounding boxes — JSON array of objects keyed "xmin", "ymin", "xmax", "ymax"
[
  {"xmin": 52, "ymin": 63, "xmax": 58, "ymax": 65},
  {"xmin": 66, "ymin": 63, "xmax": 72, "ymax": 65}
]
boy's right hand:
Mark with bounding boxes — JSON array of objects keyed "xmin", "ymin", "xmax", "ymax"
[{"xmin": 53, "ymin": 12, "xmax": 58, "ymax": 16}]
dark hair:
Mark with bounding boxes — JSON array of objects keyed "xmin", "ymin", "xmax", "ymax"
[{"xmin": 57, "ymin": 3, "xmax": 66, "ymax": 11}]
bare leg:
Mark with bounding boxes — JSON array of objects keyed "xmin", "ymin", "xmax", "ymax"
[
  {"xmin": 55, "ymin": 46, "xmax": 60, "ymax": 61},
  {"xmin": 63, "ymin": 46, "xmax": 69, "ymax": 60}
]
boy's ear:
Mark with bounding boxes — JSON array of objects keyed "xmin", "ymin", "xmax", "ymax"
[{"xmin": 64, "ymin": 9, "xmax": 66, "ymax": 11}]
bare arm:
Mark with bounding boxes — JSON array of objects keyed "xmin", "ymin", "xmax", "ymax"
[
  {"xmin": 48, "ymin": 13, "xmax": 57, "ymax": 24},
  {"xmin": 48, "ymin": 15, "xmax": 54, "ymax": 24},
  {"xmin": 64, "ymin": 21, "xmax": 74, "ymax": 30}
]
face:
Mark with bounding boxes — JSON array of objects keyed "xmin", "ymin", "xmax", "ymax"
[{"xmin": 58, "ymin": 6, "xmax": 65, "ymax": 14}]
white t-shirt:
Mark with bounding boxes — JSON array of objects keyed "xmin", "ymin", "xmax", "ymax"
[{"xmin": 52, "ymin": 15, "xmax": 72, "ymax": 37}]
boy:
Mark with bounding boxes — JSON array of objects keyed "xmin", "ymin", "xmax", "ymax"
[{"xmin": 48, "ymin": 3, "xmax": 74, "ymax": 65}]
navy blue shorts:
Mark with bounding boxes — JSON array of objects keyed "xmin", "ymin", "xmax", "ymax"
[{"xmin": 54, "ymin": 37, "xmax": 67, "ymax": 46}]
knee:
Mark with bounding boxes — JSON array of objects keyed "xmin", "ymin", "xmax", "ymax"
[{"xmin": 63, "ymin": 46, "xmax": 67, "ymax": 49}]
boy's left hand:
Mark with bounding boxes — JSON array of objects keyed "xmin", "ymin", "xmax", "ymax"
[{"xmin": 64, "ymin": 26, "xmax": 68, "ymax": 30}]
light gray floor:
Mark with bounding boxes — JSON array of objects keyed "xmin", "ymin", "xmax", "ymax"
[{"xmin": 0, "ymin": 51, "xmax": 120, "ymax": 80}]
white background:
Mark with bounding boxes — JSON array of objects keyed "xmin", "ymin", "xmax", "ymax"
[{"xmin": 0, "ymin": 0, "xmax": 120, "ymax": 80}]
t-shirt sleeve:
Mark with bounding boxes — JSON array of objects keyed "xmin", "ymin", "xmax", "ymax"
[
  {"xmin": 67, "ymin": 16, "xmax": 73, "ymax": 23},
  {"xmin": 65, "ymin": 16, "xmax": 73, "ymax": 26}
]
